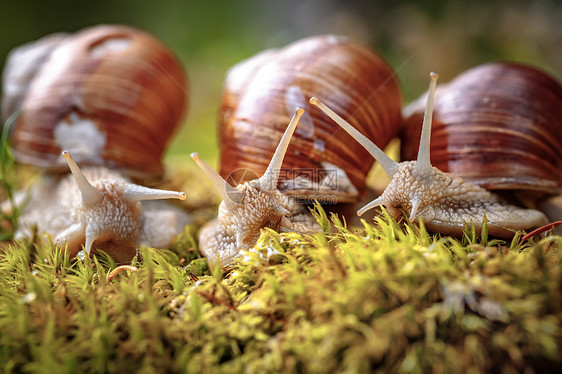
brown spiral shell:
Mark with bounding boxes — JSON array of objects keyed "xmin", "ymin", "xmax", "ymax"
[
  {"xmin": 401, "ymin": 62, "xmax": 562, "ymax": 194},
  {"xmin": 218, "ymin": 35, "xmax": 402, "ymax": 202},
  {"xmin": 3, "ymin": 24, "xmax": 188, "ymax": 178}
]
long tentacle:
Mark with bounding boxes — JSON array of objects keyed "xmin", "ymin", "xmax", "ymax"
[
  {"xmin": 259, "ymin": 107, "xmax": 304, "ymax": 191},
  {"xmin": 416, "ymin": 72, "xmax": 439, "ymax": 172},
  {"xmin": 62, "ymin": 151, "xmax": 102, "ymax": 207},
  {"xmin": 309, "ymin": 97, "xmax": 399, "ymax": 178},
  {"xmin": 122, "ymin": 184, "xmax": 186, "ymax": 202}
]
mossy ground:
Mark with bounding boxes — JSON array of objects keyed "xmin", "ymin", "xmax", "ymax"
[{"xmin": 0, "ymin": 205, "xmax": 560, "ymax": 373}]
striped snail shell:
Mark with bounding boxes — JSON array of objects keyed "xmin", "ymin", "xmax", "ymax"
[
  {"xmin": 218, "ymin": 35, "xmax": 402, "ymax": 202},
  {"xmin": 401, "ymin": 62, "xmax": 562, "ymax": 196},
  {"xmin": 2, "ymin": 24, "xmax": 188, "ymax": 179}
]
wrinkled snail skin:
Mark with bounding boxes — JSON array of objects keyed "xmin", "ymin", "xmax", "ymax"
[
  {"xmin": 3, "ymin": 24, "xmax": 188, "ymax": 179},
  {"xmin": 309, "ymin": 71, "xmax": 548, "ymax": 239},
  {"xmin": 218, "ymin": 35, "xmax": 402, "ymax": 203},
  {"xmin": 193, "ymin": 108, "xmax": 320, "ymax": 267},
  {"xmin": 1, "ymin": 25, "xmax": 191, "ymax": 261},
  {"xmin": 13, "ymin": 151, "xmax": 189, "ymax": 263}
]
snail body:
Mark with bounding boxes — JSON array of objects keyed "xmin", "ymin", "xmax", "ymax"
[
  {"xmin": 1, "ymin": 25, "xmax": 190, "ymax": 260},
  {"xmin": 14, "ymin": 152, "xmax": 188, "ymax": 262},
  {"xmin": 192, "ymin": 108, "xmax": 319, "ymax": 266},
  {"xmin": 310, "ymin": 72, "xmax": 548, "ymax": 238},
  {"xmin": 218, "ymin": 35, "xmax": 402, "ymax": 202}
]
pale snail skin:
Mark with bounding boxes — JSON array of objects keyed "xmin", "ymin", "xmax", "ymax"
[
  {"xmin": 13, "ymin": 151, "xmax": 188, "ymax": 262},
  {"xmin": 192, "ymin": 108, "xmax": 320, "ymax": 266},
  {"xmin": 309, "ymin": 72, "xmax": 547, "ymax": 238}
]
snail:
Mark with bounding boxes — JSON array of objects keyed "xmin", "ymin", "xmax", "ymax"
[
  {"xmin": 12, "ymin": 150, "xmax": 187, "ymax": 262},
  {"xmin": 191, "ymin": 107, "xmax": 320, "ymax": 267},
  {"xmin": 400, "ymin": 62, "xmax": 562, "ymax": 197},
  {"xmin": 194, "ymin": 34, "xmax": 402, "ymax": 266},
  {"xmin": 1, "ymin": 25, "xmax": 190, "ymax": 261},
  {"xmin": 218, "ymin": 35, "xmax": 402, "ymax": 203},
  {"xmin": 309, "ymin": 71, "xmax": 548, "ymax": 238}
]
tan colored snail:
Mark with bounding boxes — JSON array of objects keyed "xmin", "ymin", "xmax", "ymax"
[
  {"xmin": 1, "ymin": 25, "xmax": 190, "ymax": 261},
  {"xmin": 218, "ymin": 35, "xmax": 402, "ymax": 203},
  {"xmin": 13, "ymin": 151, "xmax": 187, "ymax": 262},
  {"xmin": 401, "ymin": 62, "xmax": 562, "ymax": 197},
  {"xmin": 310, "ymin": 72, "xmax": 548, "ymax": 238},
  {"xmin": 193, "ymin": 35, "xmax": 403, "ymax": 266},
  {"xmin": 192, "ymin": 108, "xmax": 320, "ymax": 267}
]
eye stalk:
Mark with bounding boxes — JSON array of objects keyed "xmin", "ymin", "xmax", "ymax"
[
  {"xmin": 62, "ymin": 150, "xmax": 102, "ymax": 207},
  {"xmin": 309, "ymin": 97, "xmax": 398, "ymax": 179},
  {"xmin": 415, "ymin": 72, "xmax": 439, "ymax": 173},
  {"xmin": 190, "ymin": 152, "xmax": 242, "ymax": 209},
  {"xmin": 258, "ymin": 107, "xmax": 304, "ymax": 191}
]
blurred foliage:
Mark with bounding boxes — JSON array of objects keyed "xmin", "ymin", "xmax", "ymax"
[
  {"xmin": 0, "ymin": 210, "xmax": 560, "ymax": 372},
  {"xmin": 0, "ymin": 112, "xmax": 26, "ymax": 240},
  {"xmin": 0, "ymin": 0, "xmax": 560, "ymax": 165}
]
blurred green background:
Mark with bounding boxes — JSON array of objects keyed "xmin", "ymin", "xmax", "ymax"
[{"xmin": 1, "ymin": 0, "xmax": 560, "ymax": 165}]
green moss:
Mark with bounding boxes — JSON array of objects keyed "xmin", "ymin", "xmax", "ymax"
[{"xmin": 0, "ymin": 208, "xmax": 560, "ymax": 373}]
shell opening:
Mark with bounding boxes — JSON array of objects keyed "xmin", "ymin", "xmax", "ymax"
[
  {"xmin": 54, "ymin": 113, "xmax": 107, "ymax": 164},
  {"xmin": 259, "ymin": 107, "xmax": 304, "ymax": 191}
]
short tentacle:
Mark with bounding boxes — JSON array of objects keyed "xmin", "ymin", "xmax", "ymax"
[
  {"xmin": 84, "ymin": 224, "xmax": 99, "ymax": 256},
  {"xmin": 409, "ymin": 196, "xmax": 422, "ymax": 221},
  {"xmin": 357, "ymin": 195, "xmax": 386, "ymax": 216}
]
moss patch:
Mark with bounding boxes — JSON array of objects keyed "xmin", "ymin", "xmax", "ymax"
[{"xmin": 0, "ymin": 209, "xmax": 560, "ymax": 373}]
